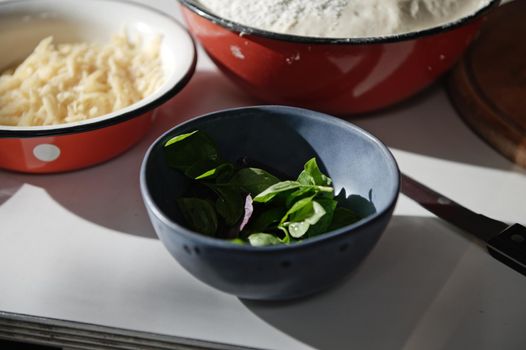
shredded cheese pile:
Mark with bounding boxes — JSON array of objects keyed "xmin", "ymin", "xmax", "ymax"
[{"xmin": 0, "ymin": 33, "xmax": 164, "ymax": 126}]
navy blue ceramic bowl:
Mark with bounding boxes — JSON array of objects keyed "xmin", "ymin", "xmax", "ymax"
[{"xmin": 140, "ymin": 106, "xmax": 400, "ymax": 300}]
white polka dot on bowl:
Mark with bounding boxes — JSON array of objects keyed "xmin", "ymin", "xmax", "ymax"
[{"xmin": 33, "ymin": 144, "xmax": 61, "ymax": 162}]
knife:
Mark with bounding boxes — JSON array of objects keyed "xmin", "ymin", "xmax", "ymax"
[{"xmin": 401, "ymin": 173, "xmax": 526, "ymax": 276}]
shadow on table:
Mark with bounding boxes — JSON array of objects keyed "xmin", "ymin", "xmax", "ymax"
[
  {"xmin": 0, "ymin": 71, "xmax": 259, "ymax": 238},
  {"xmin": 241, "ymin": 215, "xmax": 478, "ymax": 350}
]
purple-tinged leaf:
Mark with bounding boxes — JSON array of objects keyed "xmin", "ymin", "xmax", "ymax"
[{"xmin": 239, "ymin": 194, "xmax": 254, "ymax": 231}]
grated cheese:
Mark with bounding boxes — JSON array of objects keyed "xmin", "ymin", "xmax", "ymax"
[{"xmin": 0, "ymin": 33, "xmax": 164, "ymax": 127}]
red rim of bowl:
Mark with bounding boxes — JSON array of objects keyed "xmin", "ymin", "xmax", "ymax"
[
  {"xmin": 0, "ymin": 0, "xmax": 197, "ymax": 138},
  {"xmin": 178, "ymin": 0, "xmax": 500, "ymax": 45}
]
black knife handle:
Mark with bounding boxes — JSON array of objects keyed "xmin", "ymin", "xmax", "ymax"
[{"xmin": 487, "ymin": 224, "xmax": 526, "ymax": 276}]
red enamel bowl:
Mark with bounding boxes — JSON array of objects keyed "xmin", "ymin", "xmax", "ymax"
[
  {"xmin": 0, "ymin": 0, "xmax": 196, "ymax": 173},
  {"xmin": 179, "ymin": 0, "xmax": 499, "ymax": 115}
]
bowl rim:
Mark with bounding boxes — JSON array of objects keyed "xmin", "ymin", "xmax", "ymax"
[
  {"xmin": 140, "ymin": 105, "xmax": 401, "ymax": 252},
  {"xmin": 0, "ymin": 0, "xmax": 197, "ymax": 138},
  {"xmin": 177, "ymin": 0, "xmax": 500, "ymax": 45}
]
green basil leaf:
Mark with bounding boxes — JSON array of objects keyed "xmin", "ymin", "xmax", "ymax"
[
  {"xmin": 231, "ymin": 167, "xmax": 280, "ymax": 196},
  {"xmin": 194, "ymin": 162, "xmax": 234, "ymax": 181},
  {"xmin": 253, "ymin": 180, "xmax": 302, "ymax": 203},
  {"xmin": 287, "ymin": 221, "xmax": 311, "ymax": 238},
  {"xmin": 280, "ymin": 199, "xmax": 326, "ymax": 238},
  {"xmin": 302, "ymin": 200, "xmax": 326, "ymax": 224},
  {"xmin": 244, "ymin": 206, "xmax": 284, "ymax": 233},
  {"xmin": 248, "ymin": 233, "xmax": 283, "ymax": 247},
  {"xmin": 209, "ymin": 185, "xmax": 244, "ymax": 226},
  {"xmin": 184, "ymin": 158, "xmax": 221, "ymax": 179},
  {"xmin": 215, "ymin": 163, "xmax": 236, "ymax": 183},
  {"xmin": 305, "ymin": 198, "xmax": 337, "ymax": 237},
  {"xmin": 297, "ymin": 158, "xmax": 332, "ymax": 187},
  {"xmin": 278, "ymin": 226, "xmax": 291, "ymax": 243},
  {"xmin": 230, "ymin": 238, "xmax": 246, "ymax": 245},
  {"xmin": 164, "ymin": 130, "xmax": 220, "ymax": 171},
  {"xmin": 164, "ymin": 130, "xmax": 198, "ymax": 147},
  {"xmin": 285, "ymin": 186, "xmax": 316, "ymax": 208},
  {"xmin": 282, "ymin": 196, "xmax": 316, "ymax": 224},
  {"xmin": 285, "ymin": 185, "xmax": 333, "ymax": 209},
  {"xmin": 329, "ymin": 207, "xmax": 361, "ymax": 230},
  {"xmin": 176, "ymin": 198, "xmax": 218, "ymax": 236}
]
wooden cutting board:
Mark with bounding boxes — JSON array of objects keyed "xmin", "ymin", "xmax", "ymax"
[{"xmin": 448, "ymin": 0, "xmax": 526, "ymax": 168}]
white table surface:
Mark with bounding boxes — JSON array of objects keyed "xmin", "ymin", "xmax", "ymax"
[{"xmin": 1, "ymin": 1, "xmax": 526, "ymax": 349}]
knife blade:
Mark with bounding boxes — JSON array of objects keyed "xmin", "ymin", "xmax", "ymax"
[{"xmin": 401, "ymin": 173, "xmax": 526, "ymax": 276}]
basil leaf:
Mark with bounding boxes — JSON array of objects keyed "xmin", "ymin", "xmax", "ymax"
[
  {"xmin": 244, "ymin": 206, "xmax": 284, "ymax": 233},
  {"xmin": 230, "ymin": 238, "xmax": 246, "ymax": 245},
  {"xmin": 253, "ymin": 180, "xmax": 302, "ymax": 203},
  {"xmin": 176, "ymin": 198, "xmax": 218, "ymax": 236},
  {"xmin": 278, "ymin": 226, "xmax": 291, "ymax": 243},
  {"xmin": 287, "ymin": 221, "xmax": 310, "ymax": 238},
  {"xmin": 280, "ymin": 198, "xmax": 326, "ymax": 238},
  {"xmin": 185, "ymin": 158, "xmax": 222, "ymax": 179},
  {"xmin": 252, "ymin": 175, "xmax": 333, "ymax": 204},
  {"xmin": 248, "ymin": 233, "xmax": 283, "ymax": 247},
  {"xmin": 164, "ymin": 130, "xmax": 220, "ymax": 171},
  {"xmin": 281, "ymin": 196, "xmax": 316, "ymax": 224},
  {"xmin": 209, "ymin": 185, "xmax": 244, "ymax": 226},
  {"xmin": 297, "ymin": 158, "xmax": 332, "ymax": 187},
  {"xmin": 194, "ymin": 162, "xmax": 234, "ymax": 181},
  {"xmin": 283, "ymin": 184, "xmax": 333, "ymax": 208},
  {"xmin": 305, "ymin": 198, "xmax": 337, "ymax": 237},
  {"xmin": 164, "ymin": 130, "xmax": 198, "ymax": 146},
  {"xmin": 231, "ymin": 168, "xmax": 280, "ymax": 196},
  {"xmin": 215, "ymin": 163, "xmax": 236, "ymax": 183},
  {"xmin": 329, "ymin": 207, "xmax": 361, "ymax": 230},
  {"xmin": 285, "ymin": 186, "xmax": 316, "ymax": 208}
]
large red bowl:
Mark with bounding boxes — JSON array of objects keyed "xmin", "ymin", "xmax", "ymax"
[
  {"xmin": 0, "ymin": 0, "xmax": 196, "ymax": 173},
  {"xmin": 179, "ymin": 0, "xmax": 499, "ymax": 115}
]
